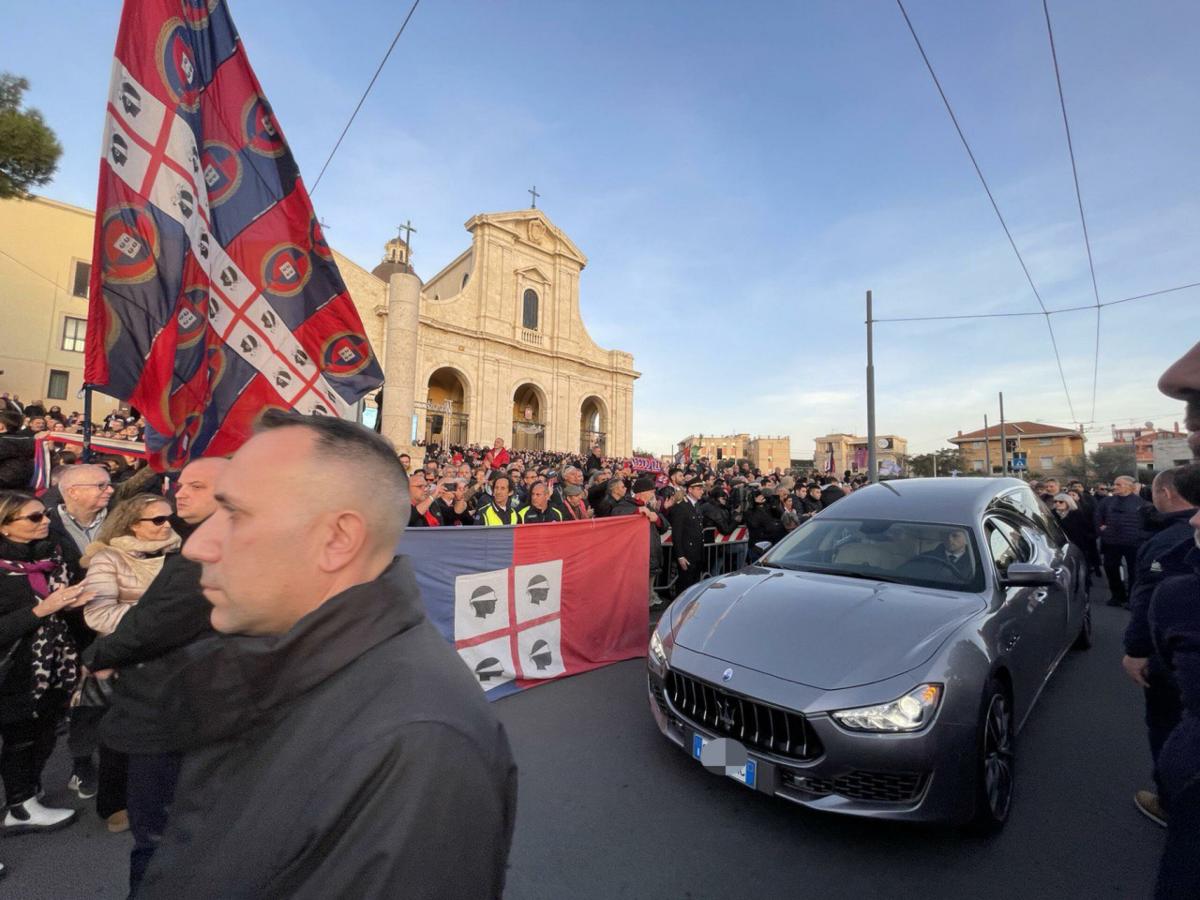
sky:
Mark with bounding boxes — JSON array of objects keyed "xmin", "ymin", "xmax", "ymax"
[{"xmin": 4, "ymin": 0, "xmax": 1198, "ymax": 457}]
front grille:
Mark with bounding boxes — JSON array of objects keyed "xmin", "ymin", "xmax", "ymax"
[
  {"xmin": 780, "ymin": 769, "xmax": 926, "ymax": 803},
  {"xmin": 649, "ymin": 679, "xmax": 668, "ymax": 716},
  {"xmin": 665, "ymin": 670, "xmax": 822, "ymax": 761}
]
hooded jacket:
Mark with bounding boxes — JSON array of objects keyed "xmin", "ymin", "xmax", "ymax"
[
  {"xmin": 0, "ymin": 432, "xmax": 34, "ymax": 490},
  {"xmin": 139, "ymin": 556, "xmax": 517, "ymax": 900}
]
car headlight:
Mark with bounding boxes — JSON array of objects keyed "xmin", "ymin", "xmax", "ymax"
[
  {"xmin": 830, "ymin": 684, "xmax": 942, "ymax": 733},
  {"xmin": 648, "ymin": 631, "xmax": 667, "ymax": 672}
]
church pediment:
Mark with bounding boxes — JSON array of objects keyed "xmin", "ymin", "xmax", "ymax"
[
  {"xmin": 465, "ymin": 209, "xmax": 588, "ymax": 267},
  {"xmin": 516, "ymin": 265, "xmax": 551, "ymax": 284}
]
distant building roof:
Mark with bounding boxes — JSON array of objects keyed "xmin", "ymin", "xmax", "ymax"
[{"xmin": 950, "ymin": 421, "xmax": 1081, "ymax": 443}]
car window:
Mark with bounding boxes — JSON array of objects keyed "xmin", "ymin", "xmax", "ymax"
[
  {"xmin": 985, "ymin": 519, "xmax": 1030, "ymax": 574},
  {"xmin": 996, "ymin": 488, "xmax": 1065, "ymax": 549},
  {"xmin": 762, "ymin": 517, "xmax": 985, "ymax": 593}
]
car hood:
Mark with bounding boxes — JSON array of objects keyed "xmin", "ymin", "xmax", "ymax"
[{"xmin": 671, "ymin": 567, "xmax": 986, "ymax": 690}]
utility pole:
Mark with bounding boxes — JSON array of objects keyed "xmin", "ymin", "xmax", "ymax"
[
  {"xmin": 998, "ymin": 392, "xmax": 1008, "ymax": 477},
  {"xmin": 984, "ymin": 414, "xmax": 992, "ymax": 476},
  {"xmin": 866, "ymin": 290, "xmax": 878, "ymax": 483},
  {"xmin": 933, "ymin": 450, "xmax": 938, "ymax": 478}
]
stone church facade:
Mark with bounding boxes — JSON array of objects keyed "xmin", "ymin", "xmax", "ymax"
[{"xmin": 334, "ymin": 209, "xmax": 638, "ymax": 457}]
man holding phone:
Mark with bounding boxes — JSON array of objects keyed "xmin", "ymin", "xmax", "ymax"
[{"xmin": 407, "ymin": 471, "xmax": 441, "ymax": 527}]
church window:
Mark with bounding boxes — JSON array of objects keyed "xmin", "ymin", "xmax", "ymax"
[
  {"xmin": 522, "ymin": 288, "xmax": 539, "ymax": 330},
  {"xmin": 462, "ymin": 273, "xmax": 470, "ymax": 289}
]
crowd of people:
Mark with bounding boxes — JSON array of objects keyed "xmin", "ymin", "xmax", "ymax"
[{"xmin": 0, "ymin": 336, "xmax": 1199, "ymax": 898}]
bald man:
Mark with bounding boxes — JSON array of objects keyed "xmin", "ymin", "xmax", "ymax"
[
  {"xmin": 82, "ymin": 456, "xmax": 227, "ymax": 894},
  {"xmin": 47, "ymin": 464, "xmax": 115, "ymax": 579},
  {"xmin": 139, "ymin": 412, "xmax": 516, "ymax": 900}
]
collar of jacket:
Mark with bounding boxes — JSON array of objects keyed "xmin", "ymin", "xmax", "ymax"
[{"xmin": 173, "ymin": 555, "xmax": 428, "ymax": 746}]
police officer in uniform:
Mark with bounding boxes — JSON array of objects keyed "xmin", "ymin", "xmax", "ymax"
[{"xmin": 668, "ymin": 475, "xmax": 707, "ymax": 595}]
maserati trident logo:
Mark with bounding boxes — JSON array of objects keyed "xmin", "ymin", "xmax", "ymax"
[
  {"xmin": 717, "ymin": 700, "xmax": 735, "ymax": 731},
  {"xmin": 721, "ymin": 667, "xmax": 734, "ymax": 683}
]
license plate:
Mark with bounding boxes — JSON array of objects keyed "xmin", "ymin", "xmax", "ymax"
[{"xmin": 692, "ymin": 733, "xmax": 757, "ymax": 789}]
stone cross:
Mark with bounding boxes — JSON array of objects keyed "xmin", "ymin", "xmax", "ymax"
[{"xmin": 528, "ymin": 186, "xmax": 540, "ymax": 209}]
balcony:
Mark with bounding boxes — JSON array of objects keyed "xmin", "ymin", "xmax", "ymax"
[{"xmin": 520, "ymin": 329, "xmax": 544, "ymax": 347}]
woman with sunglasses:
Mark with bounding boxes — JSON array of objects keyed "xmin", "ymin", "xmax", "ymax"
[
  {"xmin": 0, "ymin": 490, "xmax": 94, "ymax": 844},
  {"xmin": 80, "ymin": 494, "xmax": 180, "ymax": 834}
]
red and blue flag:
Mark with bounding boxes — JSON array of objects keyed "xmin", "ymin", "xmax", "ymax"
[
  {"xmin": 85, "ymin": 0, "xmax": 383, "ymax": 470},
  {"xmin": 402, "ymin": 517, "xmax": 650, "ymax": 700}
]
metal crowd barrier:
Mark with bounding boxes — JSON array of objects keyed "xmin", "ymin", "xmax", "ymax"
[{"xmin": 655, "ymin": 526, "xmax": 749, "ymax": 598}]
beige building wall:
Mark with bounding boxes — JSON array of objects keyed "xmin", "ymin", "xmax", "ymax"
[
  {"xmin": 747, "ymin": 436, "xmax": 790, "ymax": 473},
  {"xmin": 813, "ymin": 433, "xmax": 908, "ymax": 476},
  {"xmin": 675, "ymin": 433, "xmax": 791, "ymax": 471},
  {"xmin": 951, "ymin": 434, "xmax": 1084, "ymax": 476},
  {"xmin": 0, "ymin": 198, "xmax": 638, "ymax": 456},
  {"xmin": 0, "ymin": 196, "xmax": 121, "ymax": 415}
]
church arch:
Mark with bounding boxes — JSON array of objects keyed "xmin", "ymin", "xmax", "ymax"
[
  {"xmin": 511, "ymin": 381, "xmax": 548, "ymax": 452},
  {"xmin": 423, "ymin": 366, "xmax": 470, "ymax": 448},
  {"xmin": 579, "ymin": 394, "xmax": 608, "ymax": 455}
]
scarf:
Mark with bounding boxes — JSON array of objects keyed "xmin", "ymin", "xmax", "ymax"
[{"xmin": 0, "ymin": 552, "xmax": 79, "ymax": 706}]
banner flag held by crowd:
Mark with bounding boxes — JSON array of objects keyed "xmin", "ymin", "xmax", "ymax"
[
  {"xmin": 403, "ymin": 517, "xmax": 650, "ymax": 701},
  {"xmin": 85, "ymin": 0, "xmax": 384, "ymax": 470}
]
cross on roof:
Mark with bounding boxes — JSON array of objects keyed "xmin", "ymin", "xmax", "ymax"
[
  {"xmin": 396, "ymin": 219, "xmax": 416, "ymax": 246},
  {"xmin": 528, "ymin": 185, "xmax": 540, "ymax": 209}
]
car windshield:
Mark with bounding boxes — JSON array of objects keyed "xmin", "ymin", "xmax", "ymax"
[{"xmin": 760, "ymin": 517, "xmax": 986, "ymax": 593}]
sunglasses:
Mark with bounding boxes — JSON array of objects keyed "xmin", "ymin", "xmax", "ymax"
[
  {"xmin": 7, "ymin": 511, "xmax": 47, "ymax": 524},
  {"xmin": 138, "ymin": 515, "xmax": 173, "ymax": 526}
]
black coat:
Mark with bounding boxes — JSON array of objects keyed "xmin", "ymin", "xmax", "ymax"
[
  {"xmin": 1055, "ymin": 509, "xmax": 1094, "ymax": 555},
  {"xmin": 820, "ymin": 485, "xmax": 846, "ymax": 508},
  {"xmin": 745, "ymin": 504, "xmax": 786, "ymax": 548},
  {"xmin": 1096, "ymin": 493, "xmax": 1150, "ymax": 547},
  {"xmin": 699, "ymin": 498, "xmax": 735, "ymax": 536},
  {"xmin": 82, "ymin": 550, "xmax": 214, "ymax": 754},
  {"xmin": 0, "ymin": 433, "xmax": 34, "ymax": 490},
  {"xmin": 1124, "ymin": 508, "xmax": 1198, "ymax": 660},
  {"xmin": 667, "ymin": 498, "xmax": 705, "ymax": 564},
  {"xmin": 0, "ymin": 538, "xmax": 69, "ymax": 723},
  {"xmin": 140, "ymin": 557, "xmax": 517, "ymax": 900}
]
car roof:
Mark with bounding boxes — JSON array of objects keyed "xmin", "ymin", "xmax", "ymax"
[{"xmin": 819, "ymin": 477, "xmax": 1029, "ymax": 526}]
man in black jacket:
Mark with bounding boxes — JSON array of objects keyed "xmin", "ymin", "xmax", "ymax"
[
  {"xmin": 668, "ymin": 476, "xmax": 707, "ymax": 595},
  {"xmin": 140, "ymin": 411, "xmax": 516, "ymax": 900},
  {"xmin": 1097, "ymin": 475, "xmax": 1151, "ymax": 606},
  {"xmin": 0, "ymin": 410, "xmax": 33, "ymax": 490},
  {"xmin": 1121, "ymin": 464, "xmax": 1200, "ymax": 827},
  {"xmin": 82, "ymin": 456, "xmax": 227, "ymax": 895}
]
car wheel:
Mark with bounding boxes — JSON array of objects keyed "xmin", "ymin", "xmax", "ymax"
[
  {"xmin": 969, "ymin": 679, "xmax": 1014, "ymax": 833},
  {"xmin": 1072, "ymin": 591, "xmax": 1093, "ymax": 650}
]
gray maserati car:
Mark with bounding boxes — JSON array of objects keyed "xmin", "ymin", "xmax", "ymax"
[{"xmin": 647, "ymin": 478, "xmax": 1091, "ymax": 830}]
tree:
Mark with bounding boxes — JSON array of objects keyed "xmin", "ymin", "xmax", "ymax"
[
  {"xmin": 905, "ymin": 449, "xmax": 969, "ymax": 478},
  {"xmin": 1088, "ymin": 445, "xmax": 1138, "ymax": 484},
  {"xmin": 0, "ymin": 74, "xmax": 62, "ymax": 199},
  {"xmin": 1057, "ymin": 447, "xmax": 1137, "ymax": 484}
]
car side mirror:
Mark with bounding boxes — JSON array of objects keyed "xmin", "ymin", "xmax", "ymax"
[{"xmin": 1001, "ymin": 562, "xmax": 1056, "ymax": 587}]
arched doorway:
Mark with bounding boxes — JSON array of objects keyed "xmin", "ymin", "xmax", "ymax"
[
  {"xmin": 512, "ymin": 383, "xmax": 546, "ymax": 452},
  {"xmin": 422, "ymin": 367, "xmax": 469, "ymax": 448},
  {"xmin": 579, "ymin": 396, "xmax": 607, "ymax": 455}
]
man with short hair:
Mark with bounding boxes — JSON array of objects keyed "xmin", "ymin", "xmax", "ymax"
[
  {"xmin": 1097, "ymin": 474, "xmax": 1151, "ymax": 606},
  {"xmin": 398, "ymin": 452, "xmax": 411, "ymax": 472},
  {"xmin": 48, "ymin": 464, "xmax": 114, "ymax": 578},
  {"xmin": 1121, "ymin": 464, "xmax": 1200, "ymax": 827},
  {"xmin": 82, "ymin": 457, "xmax": 228, "ymax": 894},
  {"xmin": 489, "ymin": 437, "xmax": 510, "ymax": 470},
  {"xmin": 431, "ymin": 480, "xmax": 473, "ymax": 527},
  {"xmin": 407, "ymin": 471, "xmax": 440, "ymax": 527},
  {"xmin": 518, "ymin": 482, "xmax": 563, "ymax": 524},
  {"xmin": 141, "ymin": 412, "xmax": 516, "ymax": 898}
]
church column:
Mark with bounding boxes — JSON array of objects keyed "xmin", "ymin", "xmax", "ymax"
[{"xmin": 380, "ymin": 270, "xmax": 421, "ymax": 455}]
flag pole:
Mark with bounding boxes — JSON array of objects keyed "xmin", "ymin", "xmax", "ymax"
[
  {"xmin": 82, "ymin": 384, "xmax": 94, "ymax": 463},
  {"xmin": 866, "ymin": 290, "xmax": 878, "ymax": 484}
]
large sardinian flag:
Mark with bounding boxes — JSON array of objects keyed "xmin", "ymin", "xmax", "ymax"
[
  {"xmin": 403, "ymin": 517, "xmax": 650, "ymax": 701},
  {"xmin": 85, "ymin": 0, "xmax": 384, "ymax": 470}
]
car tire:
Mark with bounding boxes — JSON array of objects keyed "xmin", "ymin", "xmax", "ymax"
[{"xmin": 968, "ymin": 678, "xmax": 1015, "ymax": 834}]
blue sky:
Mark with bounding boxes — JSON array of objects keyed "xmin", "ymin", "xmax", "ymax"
[{"xmin": 5, "ymin": 0, "xmax": 1198, "ymax": 456}]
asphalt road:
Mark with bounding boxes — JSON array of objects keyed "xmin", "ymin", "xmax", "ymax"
[{"xmin": 9, "ymin": 582, "xmax": 1164, "ymax": 899}]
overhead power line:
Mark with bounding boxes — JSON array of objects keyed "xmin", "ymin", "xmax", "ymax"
[
  {"xmin": 309, "ymin": 0, "xmax": 422, "ymax": 195},
  {"xmin": 1041, "ymin": 0, "xmax": 1103, "ymax": 423},
  {"xmin": 872, "ymin": 279, "xmax": 1200, "ymax": 323},
  {"xmin": 894, "ymin": 0, "xmax": 1078, "ymax": 424}
]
